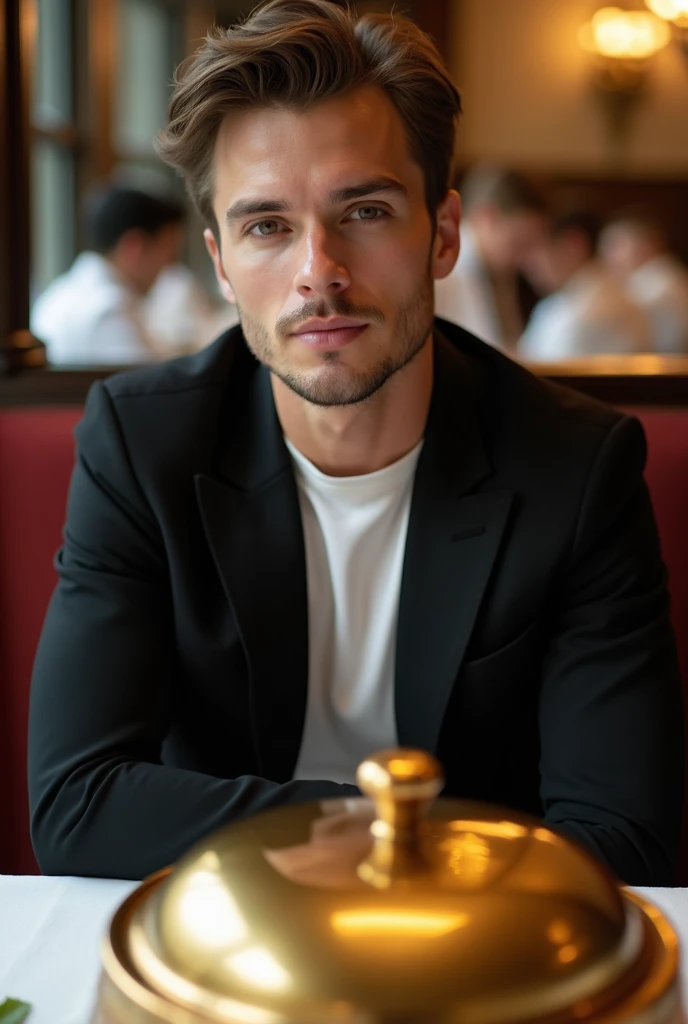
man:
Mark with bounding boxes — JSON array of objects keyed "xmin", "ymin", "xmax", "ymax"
[
  {"xmin": 600, "ymin": 212, "xmax": 688, "ymax": 355},
  {"xmin": 29, "ymin": 0, "xmax": 682, "ymax": 884},
  {"xmin": 32, "ymin": 185, "xmax": 184, "ymax": 365},
  {"xmin": 434, "ymin": 165, "xmax": 548, "ymax": 352},
  {"xmin": 519, "ymin": 210, "xmax": 651, "ymax": 361}
]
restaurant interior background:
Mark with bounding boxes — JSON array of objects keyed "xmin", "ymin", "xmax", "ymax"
[
  {"xmin": 1, "ymin": 0, "xmax": 688, "ymax": 386},
  {"xmin": 0, "ymin": 0, "xmax": 686, "ymax": 368},
  {"xmin": 0, "ymin": 0, "xmax": 688, "ymax": 876}
]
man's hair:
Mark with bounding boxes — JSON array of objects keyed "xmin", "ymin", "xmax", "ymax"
[
  {"xmin": 82, "ymin": 185, "xmax": 185, "ymax": 254},
  {"xmin": 552, "ymin": 209, "xmax": 601, "ymax": 253},
  {"xmin": 460, "ymin": 165, "xmax": 547, "ymax": 217},
  {"xmin": 156, "ymin": 0, "xmax": 462, "ymax": 237}
]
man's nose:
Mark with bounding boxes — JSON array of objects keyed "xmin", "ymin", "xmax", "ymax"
[{"xmin": 292, "ymin": 227, "xmax": 351, "ymax": 299}]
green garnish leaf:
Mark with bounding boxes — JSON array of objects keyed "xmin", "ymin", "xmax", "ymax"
[{"xmin": 0, "ymin": 998, "xmax": 31, "ymax": 1023}]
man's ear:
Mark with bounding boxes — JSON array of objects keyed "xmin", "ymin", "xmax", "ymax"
[
  {"xmin": 432, "ymin": 189, "xmax": 461, "ymax": 282},
  {"xmin": 204, "ymin": 228, "xmax": 236, "ymax": 304}
]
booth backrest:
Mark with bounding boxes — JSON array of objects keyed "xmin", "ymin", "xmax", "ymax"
[
  {"xmin": 1, "ymin": 404, "xmax": 687, "ymax": 877},
  {"xmin": 0, "ymin": 408, "xmax": 82, "ymax": 874}
]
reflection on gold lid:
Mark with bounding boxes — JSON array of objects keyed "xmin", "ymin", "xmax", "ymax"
[{"xmin": 94, "ymin": 749, "xmax": 680, "ymax": 1024}]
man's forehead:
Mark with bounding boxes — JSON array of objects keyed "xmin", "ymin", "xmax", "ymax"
[{"xmin": 212, "ymin": 87, "xmax": 419, "ymax": 199}]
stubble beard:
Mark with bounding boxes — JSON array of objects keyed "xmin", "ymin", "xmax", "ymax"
[{"xmin": 237, "ymin": 273, "xmax": 435, "ymax": 408}]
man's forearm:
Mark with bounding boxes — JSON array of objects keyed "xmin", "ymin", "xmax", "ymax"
[
  {"xmin": 545, "ymin": 813, "xmax": 678, "ymax": 887},
  {"xmin": 31, "ymin": 759, "xmax": 358, "ymax": 880}
]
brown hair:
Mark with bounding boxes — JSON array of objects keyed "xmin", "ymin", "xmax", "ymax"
[{"xmin": 157, "ymin": 0, "xmax": 461, "ymax": 238}]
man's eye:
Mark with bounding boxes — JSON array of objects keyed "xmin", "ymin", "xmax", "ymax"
[
  {"xmin": 351, "ymin": 207, "xmax": 384, "ymax": 221},
  {"xmin": 249, "ymin": 220, "xmax": 282, "ymax": 236}
]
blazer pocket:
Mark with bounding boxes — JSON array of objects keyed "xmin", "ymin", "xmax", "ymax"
[{"xmin": 460, "ymin": 620, "xmax": 542, "ymax": 709}]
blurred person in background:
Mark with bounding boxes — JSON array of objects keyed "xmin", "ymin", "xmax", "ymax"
[
  {"xmin": 519, "ymin": 210, "xmax": 650, "ymax": 362},
  {"xmin": 434, "ymin": 165, "xmax": 548, "ymax": 352},
  {"xmin": 32, "ymin": 185, "xmax": 184, "ymax": 365},
  {"xmin": 600, "ymin": 212, "xmax": 688, "ymax": 355},
  {"xmin": 142, "ymin": 261, "xmax": 240, "ymax": 354}
]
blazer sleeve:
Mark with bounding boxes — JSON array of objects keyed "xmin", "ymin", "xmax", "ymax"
[
  {"xmin": 539, "ymin": 414, "xmax": 684, "ymax": 886},
  {"xmin": 28, "ymin": 382, "xmax": 357, "ymax": 880}
]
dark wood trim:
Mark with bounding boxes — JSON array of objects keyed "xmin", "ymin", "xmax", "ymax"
[
  {"xmin": 1, "ymin": 364, "xmax": 687, "ymax": 408},
  {"xmin": 543, "ymin": 373, "xmax": 688, "ymax": 406},
  {"xmin": 0, "ymin": 367, "xmax": 129, "ymax": 406},
  {"xmin": 88, "ymin": 0, "xmax": 117, "ymax": 178},
  {"xmin": 412, "ymin": 0, "xmax": 451, "ymax": 63},
  {"xmin": 186, "ymin": 0, "xmax": 215, "ymax": 51},
  {"xmin": 0, "ymin": 0, "xmax": 46, "ymax": 371}
]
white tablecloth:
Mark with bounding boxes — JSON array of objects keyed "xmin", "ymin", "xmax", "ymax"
[{"xmin": 1, "ymin": 877, "xmax": 688, "ymax": 1024}]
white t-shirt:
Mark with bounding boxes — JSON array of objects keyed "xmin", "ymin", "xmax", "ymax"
[{"xmin": 287, "ymin": 437, "xmax": 423, "ymax": 786}]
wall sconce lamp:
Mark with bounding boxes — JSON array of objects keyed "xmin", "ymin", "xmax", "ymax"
[
  {"xmin": 578, "ymin": 7, "xmax": 671, "ymax": 147},
  {"xmin": 645, "ymin": 0, "xmax": 688, "ymax": 65}
]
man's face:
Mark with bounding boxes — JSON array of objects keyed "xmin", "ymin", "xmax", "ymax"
[
  {"xmin": 599, "ymin": 225, "xmax": 653, "ymax": 277},
  {"xmin": 114, "ymin": 222, "xmax": 183, "ymax": 295},
  {"xmin": 205, "ymin": 86, "xmax": 459, "ymax": 407}
]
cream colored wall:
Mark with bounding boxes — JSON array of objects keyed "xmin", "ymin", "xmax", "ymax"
[{"xmin": 450, "ymin": 0, "xmax": 688, "ymax": 175}]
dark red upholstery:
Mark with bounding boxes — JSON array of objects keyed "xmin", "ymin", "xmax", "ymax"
[
  {"xmin": 0, "ymin": 408, "xmax": 81, "ymax": 874},
  {"xmin": 628, "ymin": 410, "xmax": 688, "ymax": 689},
  {"xmin": 0, "ymin": 404, "xmax": 686, "ymax": 876},
  {"xmin": 626, "ymin": 409, "xmax": 688, "ymax": 884}
]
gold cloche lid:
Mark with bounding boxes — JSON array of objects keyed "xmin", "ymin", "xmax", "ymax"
[{"xmin": 95, "ymin": 749, "xmax": 680, "ymax": 1024}]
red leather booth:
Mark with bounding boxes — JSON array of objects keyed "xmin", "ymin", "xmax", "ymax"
[{"xmin": 1, "ymin": 404, "xmax": 687, "ymax": 877}]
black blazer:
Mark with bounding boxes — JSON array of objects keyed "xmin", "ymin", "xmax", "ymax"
[{"xmin": 28, "ymin": 320, "xmax": 684, "ymax": 883}]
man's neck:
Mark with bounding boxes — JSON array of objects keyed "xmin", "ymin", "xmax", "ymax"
[{"xmin": 272, "ymin": 338, "xmax": 434, "ymax": 477}]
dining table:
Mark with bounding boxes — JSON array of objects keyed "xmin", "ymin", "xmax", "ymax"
[{"xmin": 1, "ymin": 876, "xmax": 688, "ymax": 1024}]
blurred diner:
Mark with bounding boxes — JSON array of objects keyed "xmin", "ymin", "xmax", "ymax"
[
  {"xmin": 434, "ymin": 165, "xmax": 549, "ymax": 353},
  {"xmin": 142, "ymin": 261, "xmax": 240, "ymax": 355},
  {"xmin": 32, "ymin": 184, "xmax": 186, "ymax": 365},
  {"xmin": 600, "ymin": 211, "xmax": 688, "ymax": 355},
  {"xmin": 519, "ymin": 210, "xmax": 651, "ymax": 362}
]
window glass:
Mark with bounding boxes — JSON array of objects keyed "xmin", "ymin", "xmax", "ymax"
[
  {"xmin": 33, "ymin": 0, "xmax": 73, "ymax": 128},
  {"xmin": 31, "ymin": 140, "xmax": 76, "ymax": 299},
  {"xmin": 115, "ymin": 0, "xmax": 176, "ymax": 156}
]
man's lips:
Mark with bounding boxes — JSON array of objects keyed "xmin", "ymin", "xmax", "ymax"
[{"xmin": 290, "ymin": 318, "xmax": 369, "ymax": 351}]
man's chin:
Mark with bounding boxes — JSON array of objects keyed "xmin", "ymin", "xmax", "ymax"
[{"xmin": 273, "ymin": 362, "xmax": 393, "ymax": 408}]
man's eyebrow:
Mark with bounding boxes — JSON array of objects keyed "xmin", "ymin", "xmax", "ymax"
[
  {"xmin": 225, "ymin": 198, "xmax": 292, "ymax": 224},
  {"xmin": 327, "ymin": 177, "xmax": 408, "ymax": 204},
  {"xmin": 224, "ymin": 177, "xmax": 408, "ymax": 225}
]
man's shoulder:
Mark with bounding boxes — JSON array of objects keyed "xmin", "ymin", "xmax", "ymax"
[
  {"xmin": 102, "ymin": 325, "xmax": 253, "ymax": 405},
  {"xmin": 436, "ymin": 317, "xmax": 623, "ymax": 437},
  {"xmin": 77, "ymin": 328, "xmax": 260, "ymax": 482}
]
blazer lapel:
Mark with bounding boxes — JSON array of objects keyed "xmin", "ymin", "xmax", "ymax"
[
  {"xmin": 395, "ymin": 331, "xmax": 514, "ymax": 753},
  {"xmin": 195, "ymin": 352, "xmax": 308, "ymax": 784}
]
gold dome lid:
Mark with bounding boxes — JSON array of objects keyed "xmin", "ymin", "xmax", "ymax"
[{"xmin": 97, "ymin": 750, "xmax": 680, "ymax": 1024}]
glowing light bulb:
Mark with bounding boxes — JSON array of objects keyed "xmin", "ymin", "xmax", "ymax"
[
  {"xmin": 646, "ymin": 0, "xmax": 688, "ymax": 27},
  {"xmin": 578, "ymin": 7, "xmax": 671, "ymax": 59}
]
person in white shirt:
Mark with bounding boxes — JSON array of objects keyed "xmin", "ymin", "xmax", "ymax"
[
  {"xmin": 142, "ymin": 262, "xmax": 240, "ymax": 355},
  {"xmin": 599, "ymin": 213, "xmax": 688, "ymax": 355},
  {"xmin": 32, "ymin": 186, "xmax": 184, "ymax": 365},
  {"xmin": 434, "ymin": 165, "xmax": 548, "ymax": 352},
  {"xmin": 519, "ymin": 210, "xmax": 651, "ymax": 362}
]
